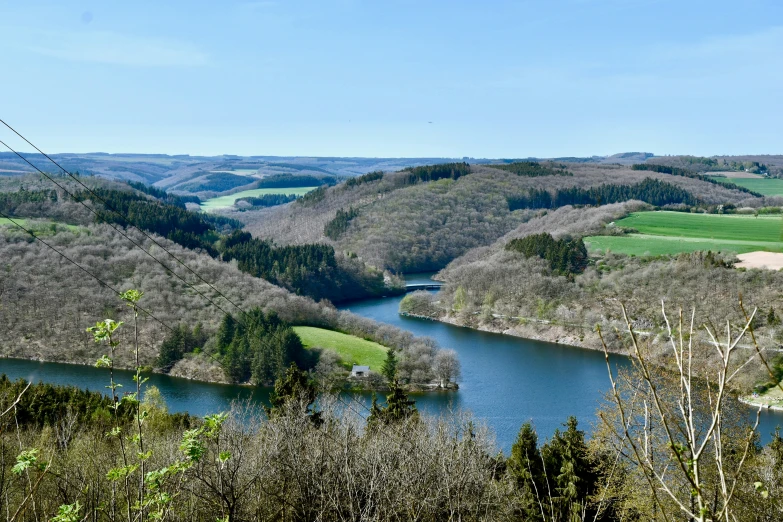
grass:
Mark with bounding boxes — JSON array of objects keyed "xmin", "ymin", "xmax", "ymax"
[
  {"xmin": 0, "ymin": 218, "xmax": 81, "ymax": 235},
  {"xmin": 293, "ymin": 326, "xmax": 388, "ymax": 371},
  {"xmin": 709, "ymin": 176, "xmax": 783, "ymax": 196},
  {"xmin": 200, "ymin": 187, "xmax": 318, "ymax": 211},
  {"xmin": 585, "ymin": 211, "xmax": 783, "ymax": 256},
  {"xmin": 0, "ymin": 217, "xmax": 28, "ymax": 227},
  {"xmin": 745, "ymin": 385, "xmax": 783, "ymax": 409}
]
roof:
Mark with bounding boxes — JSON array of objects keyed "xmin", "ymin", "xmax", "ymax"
[{"xmin": 351, "ymin": 365, "xmax": 370, "ymax": 372}]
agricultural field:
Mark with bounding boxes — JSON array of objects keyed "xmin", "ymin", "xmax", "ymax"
[
  {"xmin": 293, "ymin": 326, "xmax": 387, "ymax": 371},
  {"xmin": 709, "ymin": 175, "xmax": 783, "ymax": 196},
  {"xmin": 585, "ymin": 211, "xmax": 783, "ymax": 256},
  {"xmin": 200, "ymin": 186, "xmax": 317, "ymax": 211}
]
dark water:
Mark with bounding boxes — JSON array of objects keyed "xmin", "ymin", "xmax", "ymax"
[{"xmin": 2, "ymin": 272, "xmax": 781, "ymax": 451}]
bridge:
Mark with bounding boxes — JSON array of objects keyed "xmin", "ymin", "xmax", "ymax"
[{"xmin": 404, "ymin": 283, "xmax": 443, "ymax": 292}]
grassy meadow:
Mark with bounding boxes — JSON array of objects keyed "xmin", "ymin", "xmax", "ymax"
[
  {"xmin": 200, "ymin": 186, "xmax": 318, "ymax": 211},
  {"xmin": 0, "ymin": 217, "xmax": 27, "ymax": 227},
  {"xmin": 709, "ymin": 176, "xmax": 783, "ymax": 196},
  {"xmin": 293, "ymin": 326, "xmax": 387, "ymax": 371},
  {"xmin": 585, "ymin": 211, "xmax": 783, "ymax": 256}
]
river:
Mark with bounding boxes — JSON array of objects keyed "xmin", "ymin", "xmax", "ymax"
[{"xmin": 2, "ymin": 273, "xmax": 781, "ymax": 451}]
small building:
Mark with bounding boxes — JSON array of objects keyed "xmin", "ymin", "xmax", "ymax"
[{"xmin": 351, "ymin": 365, "xmax": 370, "ymax": 378}]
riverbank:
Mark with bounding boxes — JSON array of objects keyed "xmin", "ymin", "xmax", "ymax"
[{"xmin": 400, "ymin": 310, "xmax": 621, "ymax": 355}]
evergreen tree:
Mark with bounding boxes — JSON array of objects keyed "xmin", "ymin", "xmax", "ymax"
[
  {"xmin": 265, "ymin": 363, "xmax": 322, "ymax": 427},
  {"xmin": 508, "ymin": 422, "xmax": 546, "ymax": 520},
  {"xmin": 768, "ymin": 307, "xmax": 780, "ymax": 326},
  {"xmin": 157, "ymin": 327, "xmax": 184, "ymax": 370},
  {"xmin": 381, "ymin": 348, "xmax": 398, "ymax": 382},
  {"xmin": 367, "ymin": 380, "xmax": 417, "ymax": 428}
]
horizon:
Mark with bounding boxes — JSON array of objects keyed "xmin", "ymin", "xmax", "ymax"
[{"xmin": 2, "ymin": 1, "xmax": 782, "ymax": 158}]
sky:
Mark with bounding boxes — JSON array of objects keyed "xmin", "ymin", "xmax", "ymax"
[{"xmin": 1, "ymin": 0, "xmax": 781, "ymax": 158}]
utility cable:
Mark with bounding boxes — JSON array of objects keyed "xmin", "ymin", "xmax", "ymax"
[
  {"xmin": 0, "ymin": 118, "xmax": 251, "ymax": 322},
  {"xmin": 0, "ymin": 210, "xmax": 174, "ymax": 333},
  {"xmin": 0, "ymin": 137, "xmax": 246, "ymax": 326}
]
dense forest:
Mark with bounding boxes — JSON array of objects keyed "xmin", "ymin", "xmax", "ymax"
[
  {"xmin": 219, "ymin": 230, "xmax": 392, "ymax": 301},
  {"xmin": 396, "ymin": 162, "xmax": 471, "ymax": 186},
  {"xmin": 507, "ymin": 178, "xmax": 699, "ymax": 210},
  {"xmin": 214, "ymin": 309, "xmax": 310, "ymax": 385},
  {"xmin": 323, "ymin": 206, "xmax": 359, "ymax": 239},
  {"xmin": 234, "ymin": 193, "xmax": 299, "ymax": 208},
  {"xmin": 488, "ymin": 161, "xmax": 573, "ymax": 177},
  {"xmin": 256, "ymin": 174, "xmax": 338, "ymax": 188},
  {"xmin": 177, "ymin": 171, "xmax": 257, "ymax": 193},
  {"xmin": 506, "ymin": 233, "xmax": 588, "ymax": 275}
]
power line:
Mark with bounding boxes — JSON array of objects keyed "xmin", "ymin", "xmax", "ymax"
[
  {"xmin": 0, "ymin": 117, "xmax": 251, "ymax": 323},
  {"xmin": 0, "ymin": 136, "xmax": 247, "ymax": 326},
  {"xmin": 0, "ymin": 210, "xmax": 174, "ymax": 333}
]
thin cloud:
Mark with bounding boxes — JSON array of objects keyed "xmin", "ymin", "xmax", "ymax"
[{"xmin": 26, "ymin": 30, "xmax": 209, "ymax": 67}]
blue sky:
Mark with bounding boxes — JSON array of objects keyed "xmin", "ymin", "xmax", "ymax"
[{"xmin": 1, "ymin": 0, "xmax": 781, "ymax": 157}]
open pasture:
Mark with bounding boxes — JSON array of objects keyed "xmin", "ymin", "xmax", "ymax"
[
  {"xmin": 293, "ymin": 326, "xmax": 388, "ymax": 371},
  {"xmin": 585, "ymin": 211, "xmax": 783, "ymax": 256},
  {"xmin": 200, "ymin": 186, "xmax": 317, "ymax": 211},
  {"xmin": 709, "ymin": 176, "xmax": 783, "ymax": 196}
]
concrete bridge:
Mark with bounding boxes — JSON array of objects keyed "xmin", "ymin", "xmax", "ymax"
[{"xmin": 404, "ymin": 283, "xmax": 443, "ymax": 292}]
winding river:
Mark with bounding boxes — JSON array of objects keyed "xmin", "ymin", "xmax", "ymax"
[{"xmin": 2, "ymin": 273, "xmax": 781, "ymax": 451}]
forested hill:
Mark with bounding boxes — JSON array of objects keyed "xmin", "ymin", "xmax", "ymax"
[
  {"xmin": 242, "ymin": 162, "xmax": 760, "ymax": 273},
  {"xmin": 419, "ymin": 200, "xmax": 782, "ymax": 391},
  {"xmin": 0, "ymin": 219, "xmax": 444, "ymax": 385},
  {"xmin": 0, "ymin": 176, "xmax": 400, "ymax": 303}
]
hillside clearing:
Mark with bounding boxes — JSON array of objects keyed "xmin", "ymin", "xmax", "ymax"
[
  {"xmin": 293, "ymin": 326, "xmax": 387, "ymax": 371},
  {"xmin": 585, "ymin": 211, "xmax": 783, "ymax": 256},
  {"xmin": 200, "ymin": 187, "xmax": 318, "ymax": 211}
]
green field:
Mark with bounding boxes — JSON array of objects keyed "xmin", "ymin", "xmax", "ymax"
[
  {"xmin": 0, "ymin": 217, "xmax": 27, "ymax": 227},
  {"xmin": 293, "ymin": 326, "xmax": 387, "ymax": 371},
  {"xmin": 585, "ymin": 211, "xmax": 783, "ymax": 256},
  {"xmin": 0, "ymin": 218, "xmax": 81, "ymax": 234},
  {"xmin": 709, "ymin": 176, "xmax": 783, "ymax": 196},
  {"xmin": 200, "ymin": 187, "xmax": 317, "ymax": 211}
]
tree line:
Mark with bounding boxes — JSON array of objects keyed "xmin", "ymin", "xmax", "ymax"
[
  {"xmin": 344, "ymin": 170, "xmax": 384, "ymax": 188},
  {"xmin": 489, "ymin": 161, "xmax": 573, "ymax": 177},
  {"xmin": 256, "ymin": 174, "xmax": 338, "ymax": 188},
  {"xmin": 126, "ymin": 181, "xmax": 201, "ymax": 206},
  {"xmin": 323, "ymin": 206, "xmax": 359, "ymax": 239},
  {"xmin": 506, "ymin": 232, "xmax": 589, "ymax": 275},
  {"xmin": 632, "ymin": 163, "xmax": 763, "ymax": 197},
  {"xmin": 507, "ymin": 178, "xmax": 699, "ymax": 210},
  {"xmin": 396, "ymin": 162, "xmax": 471, "ymax": 186},
  {"xmin": 215, "ymin": 309, "xmax": 310, "ymax": 385},
  {"xmin": 234, "ymin": 193, "xmax": 299, "ymax": 208}
]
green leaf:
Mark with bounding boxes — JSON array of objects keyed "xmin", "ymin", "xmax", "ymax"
[
  {"xmin": 12, "ymin": 449, "xmax": 40, "ymax": 475},
  {"xmin": 51, "ymin": 501, "xmax": 82, "ymax": 522}
]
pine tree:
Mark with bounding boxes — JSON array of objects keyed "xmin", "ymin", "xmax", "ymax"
[
  {"xmin": 157, "ymin": 326, "xmax": 185, "ymax": 370},
  {"xmin": 768, "ymin": 307, "xmax": 780, "ymax": 326},
  {"xmin": 367, "ymin": 380, "xmax": 417, "ymax": 428},
  {"xmin": 381, "ymin": 348, "xmax": 398, "ymax": 382},
  {"xmin": 266, "ymin": 363, "xmax": 322, "ymax": 426}
]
